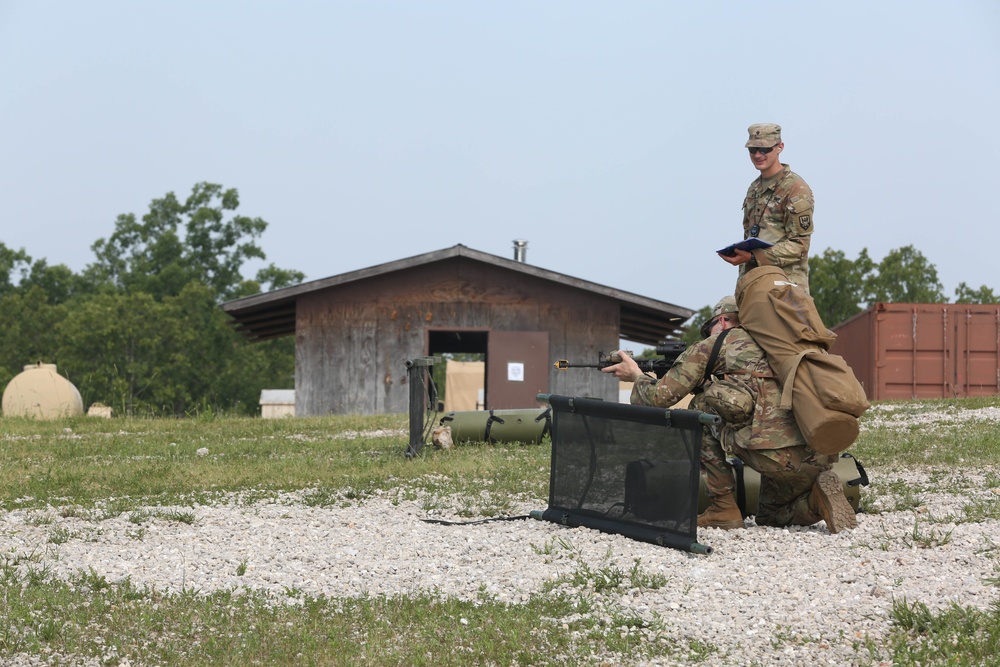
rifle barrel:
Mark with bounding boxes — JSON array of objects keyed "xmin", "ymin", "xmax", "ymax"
[
  {"xmin": 553, "ymin": 360, "xmax": 601, "ymax": 370},
  {"xmin": 554, "ymin": 343, "xmax": 684, "ymax": 378}
]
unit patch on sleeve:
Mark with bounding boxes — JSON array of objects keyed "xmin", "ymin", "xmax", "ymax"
[{"xmin": 798, "ymin": 215, "xmax": 812, "ymax": 231}]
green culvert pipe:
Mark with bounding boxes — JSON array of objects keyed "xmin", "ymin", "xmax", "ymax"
[{"xmin": 437, "ymin": 407, "xmax": 551, "ymax": 445}]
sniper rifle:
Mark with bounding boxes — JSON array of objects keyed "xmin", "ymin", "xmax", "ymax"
[{"xmin": 554, "ymin": 341, "xmax": 686, "ymax": 379}]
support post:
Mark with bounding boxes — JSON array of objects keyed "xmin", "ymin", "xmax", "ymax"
[{"xmin": 404, "ymin": 356, "xmax": 438, "ymax": 458}]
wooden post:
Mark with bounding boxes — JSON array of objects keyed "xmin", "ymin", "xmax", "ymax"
[{"xmin": 404, "ymin": 357, "xmax": 438, "ymax": 458}]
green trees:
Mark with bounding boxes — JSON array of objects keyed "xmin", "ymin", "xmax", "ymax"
[
  {"xmin": 680, "ymin": 305, "xmax": 714, "ymax": 345},
  {"xmin": 0, "ymin": 244, "xmax": 31, "ymax": 296},
  {"xmin": 0, "ymin": 287, "xmax": 65, "ymax": 380},
  {"xmin": 954, "ymin": 282, "xmax": 998, "ymax": 304},
  {"xmin": 809, "ymin": 248, "xmax": 876, "ymax": 328},
  {"xmin": 864, "ymin": 245, "xmax": 945, "ymax": 305},
  {"xmin": 0, "ymin": 183, "xmax": 302, "ymax": 416},
  {"xmin": 86, "ymin": 182, "xmax": 302, "ymax": 301},
  {"xmin": 6, "ymin": 183, "xmax": 996, "ymax": 413},
  {"xmin": 811, "ymin": 245, "xmax": 949, "ymax": 327}
]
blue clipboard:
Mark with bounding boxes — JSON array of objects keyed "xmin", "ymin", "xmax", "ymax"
[{"xmin": 717, "ymin": 238, "xmax": 773, "ymax": 257}]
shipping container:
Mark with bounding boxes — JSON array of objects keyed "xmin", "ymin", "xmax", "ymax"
[{"xmin": 830, "ymin": 303, "xmax": 1000, "ymax": 401}]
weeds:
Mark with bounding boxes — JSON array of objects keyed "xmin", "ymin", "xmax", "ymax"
[
  {"xmin": 902, "ymin": 518, "xmax": 954, "ymax": 549},
  {"xmin": 961, "ymin": 494, "xmax": 1000, "ymax": 523},
  {"xmin": 628, "ymin": 558, "xmax": 669, "ymax": 589},
  {"xmin": 0, "ymin": 399, "xmax": 999, "ymax": 665},
  {"xmin": 0, "ymin": 563, "xmax": 674, "ymax": 666},
  {"xmin": 877, "ymin": 598, "xmax": 1000, "ymax": 666}
]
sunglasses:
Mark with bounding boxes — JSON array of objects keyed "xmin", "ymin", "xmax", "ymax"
[
  {"xmin": 700, "ymin": 314, "xmax": 734, "ymax": 337},
  {"xmin": 748, "ymin": 145, "xmax": 778, "ymax": 155}
]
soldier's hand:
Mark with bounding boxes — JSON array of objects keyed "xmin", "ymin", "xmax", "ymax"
[
  {"xmin": 719, "ymin": 248, "xmax": 753, "ymax": 266},
  {"xmin": 601, "ymin": 350, "xmax": 643, "ymax": 382}
]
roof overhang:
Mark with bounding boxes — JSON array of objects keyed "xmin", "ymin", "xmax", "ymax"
[{"xmin": 221, "ymin": 245, "xmax": 694, "ymax": 345}]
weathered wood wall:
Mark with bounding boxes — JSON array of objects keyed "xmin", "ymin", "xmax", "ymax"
[{"xmin": 295, "ymin": 257, "xmax": 621, "ymax": 415}]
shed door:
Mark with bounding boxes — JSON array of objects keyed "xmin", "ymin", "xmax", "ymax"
[{"xmin": 486, "ymin": 331, "xmax": 549, "ymax": 409}]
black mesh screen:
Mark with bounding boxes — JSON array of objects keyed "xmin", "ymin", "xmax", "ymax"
[{"xmin": 539, "ymin": 395, "xmax": 712, "ymax": 554}]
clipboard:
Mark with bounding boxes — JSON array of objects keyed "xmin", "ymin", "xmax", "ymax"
[{"xmin": 717, "ymin": 238, "xmax": 773, "ymax": 257}]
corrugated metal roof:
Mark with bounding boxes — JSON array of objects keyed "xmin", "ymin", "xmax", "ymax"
[{"xmin": 221, "ymin": 244, "xmax": 694, "ymax": 346}]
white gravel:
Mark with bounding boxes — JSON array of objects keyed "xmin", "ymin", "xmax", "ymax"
[{"xmin": 2, "ymin": 404, "xmax": 999, "ymax": 665}]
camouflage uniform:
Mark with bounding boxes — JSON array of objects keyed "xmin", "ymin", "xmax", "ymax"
[
  {"xmin": 740, "ymin": 123, "xmax": 815, "ymax": 292},
  {"xmin": 631, "ymin": 326, "xmax": 837, "ymax": 527}
]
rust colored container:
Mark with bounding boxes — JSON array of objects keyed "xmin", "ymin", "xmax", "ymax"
[{"xmin": 830, "ymin": 303, "xmax": 1000, "ymax": 401}]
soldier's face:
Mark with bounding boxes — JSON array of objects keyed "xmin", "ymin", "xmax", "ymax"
[
  {"xmin": 749, "ymin": 142, "xmax": 783, "ymax": 176},
  {"xmin": 708, "ymin": 314, "xmax": 738, "ymax": 336}
]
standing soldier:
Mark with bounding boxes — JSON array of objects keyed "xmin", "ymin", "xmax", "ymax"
[{"xmin": 719, "ymin": 123, "xmax": 815, "ymax": 292}]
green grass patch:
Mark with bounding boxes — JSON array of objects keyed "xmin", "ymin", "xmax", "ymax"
[
  {"xmin": 853, "ymin": 398, "xmax": 1000, "ymax": 469},
  {"xmin": 2, "ymin": 396, "xmax": 1000, "ymax": 665},
  {"xmin": 0, "ymin": 414, "xmax": 549, "ymax": 512},
  {"xmin": 872, "ymin": 598, "xmax": 1000, "ymax": 666},
  {"xmin": 0, "ymin": 562, "xmax": 708, "ymax": 666}
]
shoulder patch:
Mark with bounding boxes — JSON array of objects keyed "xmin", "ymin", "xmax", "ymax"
[
  {"xmin": 798, "ymin": 215, "xmax": 812, "ymax": 231},
  {"xmin": 786, "ymin": 194, "xmax": 814, "ymax": 214}
]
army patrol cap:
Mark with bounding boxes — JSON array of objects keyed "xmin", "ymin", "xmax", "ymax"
[
  {"xmin": 745, "ymin": 123, "xmax": 782, "ymax": 147},
  {"xmin": 711, "ymin": 295, "xmax": 739, "ymax": 318},
  {"xmin": 700, "ymin": 296, "xmax": 740, "ymax": 338}
]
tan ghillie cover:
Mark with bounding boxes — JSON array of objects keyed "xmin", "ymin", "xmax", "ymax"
[{"xmin": 735, "ymin": 266, "xmax": 870, "ymax": 454}]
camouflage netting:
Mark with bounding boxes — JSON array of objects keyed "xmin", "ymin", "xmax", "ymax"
[{"xmin": 538, "ymin": 395, "xmax": 713, "ymax": 554}]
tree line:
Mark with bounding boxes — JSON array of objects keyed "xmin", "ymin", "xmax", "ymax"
[
  {"xmin": 0, "ymin": 183, "xmax": 303, "ymax": 417},
  {"xmin": 680, "ymin": 245, "xmax": 996, "ymax": 345},
  {"xmin": 5, "ymin": 183, "xmax": 994, "ymax": 413}
]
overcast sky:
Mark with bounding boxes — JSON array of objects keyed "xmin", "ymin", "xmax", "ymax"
[{"xmin": 2, "ymin": 1, "xmax": 998, "ymax": 342}]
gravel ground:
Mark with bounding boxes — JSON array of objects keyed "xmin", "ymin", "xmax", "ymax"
[
  {"xmin": 3, "ymin": 403, "xmax": 1000, "ymax": 665},
  {"xmin": 2, "ymin": 462, "xmax": 999, "ymax": 666}
]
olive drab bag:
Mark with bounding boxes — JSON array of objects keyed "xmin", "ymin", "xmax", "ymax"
[
  {"xmin": 734, "ymin": 266, "xmax": 870, "ymax": 454},
  {"xmin": 700, "ymin": 328, "xmax": 756, "ymax": 426}
]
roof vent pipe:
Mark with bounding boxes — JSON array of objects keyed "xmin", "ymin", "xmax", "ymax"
[{"xmin": 513, "ymin": 239, "xmax": 528, "ymax": 263}]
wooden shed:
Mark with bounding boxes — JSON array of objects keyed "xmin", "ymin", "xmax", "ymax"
[{"xmin": 221, "ymin": 244, "xmax": 693, "ymax": 416}]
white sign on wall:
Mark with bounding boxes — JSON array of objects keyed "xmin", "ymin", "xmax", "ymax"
[{"xmin": 507, "ymin": 362, "xmax": 525, "ymax": 382}]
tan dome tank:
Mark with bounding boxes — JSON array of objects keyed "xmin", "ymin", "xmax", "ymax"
[{"xmin": 2, "ymin": 362, "xmax": 84, "ymax": 419}]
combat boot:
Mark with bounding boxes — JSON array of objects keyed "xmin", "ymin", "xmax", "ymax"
[
  {"xmin": 697, "ymin": 492, "xmax": 744, "ymax": 530},
  {"xmin": 810, "ymin": 470, "xmax": 857, "ymax": 534}
]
